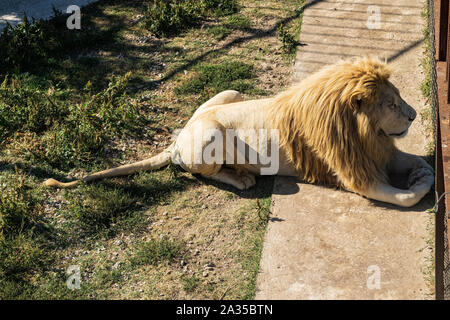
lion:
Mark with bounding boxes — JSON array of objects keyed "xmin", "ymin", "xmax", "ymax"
[{"xmin": 44, "ymin": 57, "xmax": 434, "ymax": 207}]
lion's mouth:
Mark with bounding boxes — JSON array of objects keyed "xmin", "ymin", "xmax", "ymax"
[{"xmin": 389, "ymin": 129, "xmax": 408, "ymax": 137}]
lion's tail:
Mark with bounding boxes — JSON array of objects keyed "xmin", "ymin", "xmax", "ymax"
[{"xmin": 43, "ymin": 144, "xmax": 174, "ymax": 188}]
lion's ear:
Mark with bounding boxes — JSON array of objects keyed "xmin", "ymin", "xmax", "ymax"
[{"xmin": 350, "ymin": 93, "xmax": 363, "ymax": 110}]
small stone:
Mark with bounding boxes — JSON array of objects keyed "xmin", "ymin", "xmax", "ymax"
[
  {"xmin": 204, "ymin": 262, "xmax": 215, "ymax": 271},
  {"xmin": 202, "ymin": 271, "xmax": 209, "ymax": 277},
  {"xmin": 173, "ymin": 216, "xmax": 181, "ymax": 220},
  {"xmin": 180, "ymin": 260, "xmax": 186, "ymax": 266},
  {"xmin": 162, "ymin": 211, "xmax": 168, "ymax": 216}
]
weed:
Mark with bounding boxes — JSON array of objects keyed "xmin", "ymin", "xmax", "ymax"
[
  {"xmin": 204, "ymin": 0, "xmax": 239, "ymax": 17},
  {"xmin": 0, "ymin": 75, "xmax": 65, "ymax": 141},
  {"xmin": 1, "ymin": 72, "xmax": 141, "ymax": 169},
  {"xmin": 175, "ymin": 60, "xmax": 256, "ymax": 99},
  {"xmin": 182, "ymin": 275, "xmax": 200, "ymax": 292},
  {"xmin": 64, "ymin": 184, "xmax": 140, "ymax": 238},
  {"xmin": 278, "ymin": 23, "xmax": 297, "ymax": 54},
  {"xmin": 420, "ymin": 0, "xmax": 435, "ymax": 146},
  {"xmin": 144, "ymin": 0, "xmax": 204, "ymax": 37},
  {"xmin": 0, "ymin": 171, "xmax": 45, "ymax": 239},
  {"xmin": 0, "ymin": 233, "xmax": 51, "ymax": 299},
  {"xmin": 130, "ymin": 236, "xmax": 184, "ymax": 266},
  {"xmin": 224, "ymin": 14, "xmax": 252, "ymax": 30},
  {"xmin": 0, "ymin": 12, "xmax": 103, "ymax": 76},
  {"xmin": 144, "ymin": 0, "xmax": 239, "ymax": 37},
  {"xmin": 207, "ymin": 26, "xmax": 232, "ymax": 40}
]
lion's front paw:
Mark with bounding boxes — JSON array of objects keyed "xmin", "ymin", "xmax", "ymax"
[
  {"xmin": 237, "ymin": 173, "xmax": 256, "ymax": 190},
  {"xmin": 407, "ymin": 166, "xmax": 434, "ymax": 195}
]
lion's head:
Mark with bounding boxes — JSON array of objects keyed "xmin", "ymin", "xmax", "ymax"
[
  {"xmin": 269, "ymin": 57, "xmax": 414, "ymax": 194},
  {"xmin": 369, "ymin": 81, "xmax": 416, "ymax": 138}
]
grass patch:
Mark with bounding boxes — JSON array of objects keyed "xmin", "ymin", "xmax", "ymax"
[
  {"xmin": 1, "ymin": 72, "xmax": 143, "ymax": 170},
  {"xmin": 0, "ymin": 171, "xmax": 45, "ymax": 238},
  {"xmin": 0, "ymin": 234, "xmax": 52, "ymax": 299},
  {"xmin": 278, "ymin": 23, "xmax": 297, "ymax": 54},
  {"xmin": 182, "ymin": 275, "xmax": 201, "ymax": 292},
  {"xmin": 144, "ymin": 0, "xmax": 239, "ymax": 37},
  {"xmin": 0, "ymin": 11, "xmax": 105, "ymax": 77},
  {"xmin": 64, "ymin": 184, "xmax": 140, "ymax": 238},
  {"xmin": 130, "ymin": 236, "xmax": 185, "ymax": 267},
  {"xmin": 420, "ymin": 1, "xmax": 435, "ymax": 143},
  {"xmin": 224, "ymin": 14, "xmax": 252, "ymax": 30},
  {"xmin": 207, "ymin": 26, "xmax": 232, "ymax": 40},
  {"xmin": 235, "ymin": 197, "xmax": 271, "ymax": 299},
  {"xmin": 175, "ymin": 60, "xmax": 262, "ymax": 101}
]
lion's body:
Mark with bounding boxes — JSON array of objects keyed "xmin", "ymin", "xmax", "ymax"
[{"xmin": 44, "ymin": 57, "xmax": 434, "ymax": 207}]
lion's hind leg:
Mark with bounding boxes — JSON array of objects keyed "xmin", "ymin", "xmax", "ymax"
[
  {"xmin": 202, "ymin": 167, "xmax": 256, "ymax": 190},
  {"xmin": 191, "ymin": 90, "xmax": 243, "ymax": 119}
]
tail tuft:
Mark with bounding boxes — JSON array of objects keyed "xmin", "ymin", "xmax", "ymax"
[
  {"xmin": 43, "ymin": 178, "xmax": 79, "ymax": 188},
  {"xmin": 43, "ymin": 178, "xmax": 60, "ymax": 187}
]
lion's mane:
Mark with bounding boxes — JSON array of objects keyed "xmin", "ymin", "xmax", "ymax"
[{"xmin": 269, "ymin": 57, "xmax": 396, "ymax": 193}]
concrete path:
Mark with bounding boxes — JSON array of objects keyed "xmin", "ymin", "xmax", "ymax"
[
  {"xmin": 0, "ymin": 0, "xmax": 96, "ymax": 29},
  {"xmin": 256, "ymin": 0, "xmax": 435, "ymax": 299}
]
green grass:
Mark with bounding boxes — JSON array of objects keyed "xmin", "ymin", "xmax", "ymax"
[
  {"xmin": 64, "ymin": 185, "xmax": 141, "ymax": 238},
  {"xmin": 224, "ymin": 14, "xmax": 252, "ymax": 30},
  {"xmin": 182, "ymin": 275, "xmax": 201, "ymax": 292},
  {"xmin": 277, "ymin": 1, "xmax": 305, "ymax": 58},
  {"xmin": 0, "ymin": 170, "xmax": 56, "ymax": 299},
  {"xmin": 175, "ymin": 60, "xmax": 265, "ymax": 101},
  {"xmin": 1, "ymin": 72, "xmax": 142, "ymax": 170},
  {"xmin": 278, "ymin": 23, "xmax": 297, "ymax": 54},
  {"xmin": 207, "ymin": 26, "xmax": 232, "ymax": 40},
  {"xmin": 0, "ymin": 11, "xmax": 106, "ymax": 77},
  {"xmin": 130, "ymin": 236, "xmax": 185, "ymax": 267},
  {"xmin": 420, "ymin": 1, "xmax": 435, "ymax": 136},
  {"xmin": 144, "ymin": 0, "xmax": 239, "ymax": 37},
  {"xmin": 233, "ymin": 196, "xmax": 271, "ymax": 299},
  {"xmin": 420, "ymin": 1, "xmax": 435, "ymax": 160},
  {"xmin": 0, "ymin": 234, "xmax": 52, "ymax": 299},
  {"xmin": 0, "ymin": 171, "xmax": 45, "ymax": 238}
]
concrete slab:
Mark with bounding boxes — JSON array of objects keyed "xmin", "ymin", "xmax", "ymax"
[
  {"xmin": 256, "ymin": 0, "xmax": 435, "ymax": 299},
  {"xmin": 0, "ymin": 0, "xmax": 97, "ymax": 29}
]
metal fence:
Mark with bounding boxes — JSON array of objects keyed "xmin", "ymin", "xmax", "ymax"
[{"xmin": 428, "ymin": 0, "xmax": 450, "ymax": 300}]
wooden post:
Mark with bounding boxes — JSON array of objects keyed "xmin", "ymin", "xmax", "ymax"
[{"xmin": 439, "ymin": 0, "xmax": 449, "ymax": 61}]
